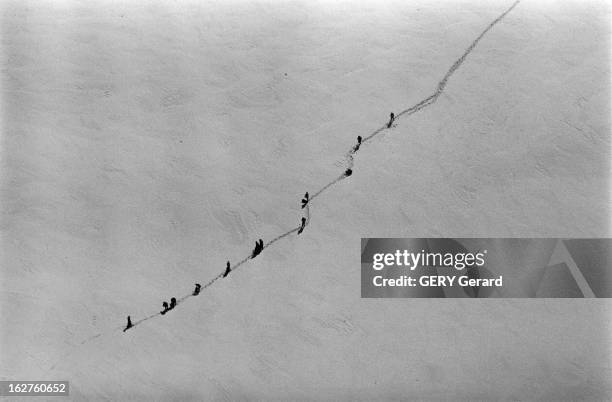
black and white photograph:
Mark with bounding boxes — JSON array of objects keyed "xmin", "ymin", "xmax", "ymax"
[{"xmin": 1, "ymin": 0, "xmax": 610, "ymax": 400}]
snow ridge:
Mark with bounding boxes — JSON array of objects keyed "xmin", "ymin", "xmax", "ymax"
[{"xmin": 119, "ymin": 0, "xmax": 521, "ymax": 333}]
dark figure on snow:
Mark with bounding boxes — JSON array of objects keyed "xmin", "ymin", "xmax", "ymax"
[
  {"xmin": 193, "ymin": 283, "xmax": 201, "ymax": 296},
  {"xmin": 252, "ymin": 239, "xmax": 264, "ymax": 258},
  {"xmin": 354, "ymin": 136, "xmax": 362, "ymax": 152},
  {"xmin": 297, "ymin": 217, "xmax": 307, "ymax": 235},
  {"xmin": 301, "ymin": 192, "xmax": 309, "ymax": 209},
  {"xmin": 345, "ymin": 168, "xmax": 352, "ymax": 177},
  {"xmin": 387, "ymin": 112, "xmax": 395, "ymax": 128},
  {"xmin": 170, "ymin": 297, "xmax": 177, "ymax": 309},
  {"xmin": 123, "ymin": 315, "xmax": 133, "ymax": 332},
  {"xmin": 161, "ymin": 301, "xmax": 169, "ymax": 314},
  {"xmin": 223, "ymin": 261, "xmax": 231, "ymax": 278}
]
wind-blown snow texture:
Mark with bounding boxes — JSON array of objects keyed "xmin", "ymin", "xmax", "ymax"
[
  {"xmin": 1, "ymin": 0, "xmax": 611, "ymax": 400},
  {"xmin": 124, "ymin": 0, "xmax": 521, "ymax": 332}
]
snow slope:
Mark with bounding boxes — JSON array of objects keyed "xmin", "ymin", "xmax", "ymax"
[{"xmin": 1, "ymin": 0, "xmax": 611, "ymax": 399}]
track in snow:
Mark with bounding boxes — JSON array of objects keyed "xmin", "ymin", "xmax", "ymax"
[{"xmin": 93, "ymin": 0, "xmax": 522, "ymax": 336}]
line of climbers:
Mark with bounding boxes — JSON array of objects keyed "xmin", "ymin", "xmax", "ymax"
[{"xmin": 123, "ymin": 111, "xmax": 396, "ymax": 332}]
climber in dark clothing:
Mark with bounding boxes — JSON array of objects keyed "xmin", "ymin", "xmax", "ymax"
[
  {"xmin": 193, "ymin": 283, "xmax": 201, "ymax": 296},
  {"xmin": 252, "ymin": 239, "xmax": 264, "ymax": 258},
  {"xmin": 354, "ymin": 136, "xmax": 362, "ymax": 152},
  {"xmin": 387, "ymin": 112, "xmax": 395, "ymax": 128},
  {"xmin": 301, "ymin": 192, "xmax": 309, "ymax": 209},
  {"xmin": 345, "ymin": 168, "xmax": 353, "ymax": 177},
  {"xmin": 223, "ymin": 261, "xmax": 231, "ymax": 278},
  {"xmin": 123, "ymin": 315, "xmax": 133, "ymax": 332},
  {"xmin": 297, "ymin": 217, "xmax": 307, "ymax": 235},
  {"xmin": 161, "ymin": 301, "xmax": 169, "ymax": 314},
  {"xmin": 169, "ymin": 297, "xmax": 177, "ymax": 309}
]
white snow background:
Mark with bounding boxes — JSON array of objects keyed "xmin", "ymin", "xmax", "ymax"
[{"xmin": 1, "ymin": 0, "xmax": 611, "ymax": 399}]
